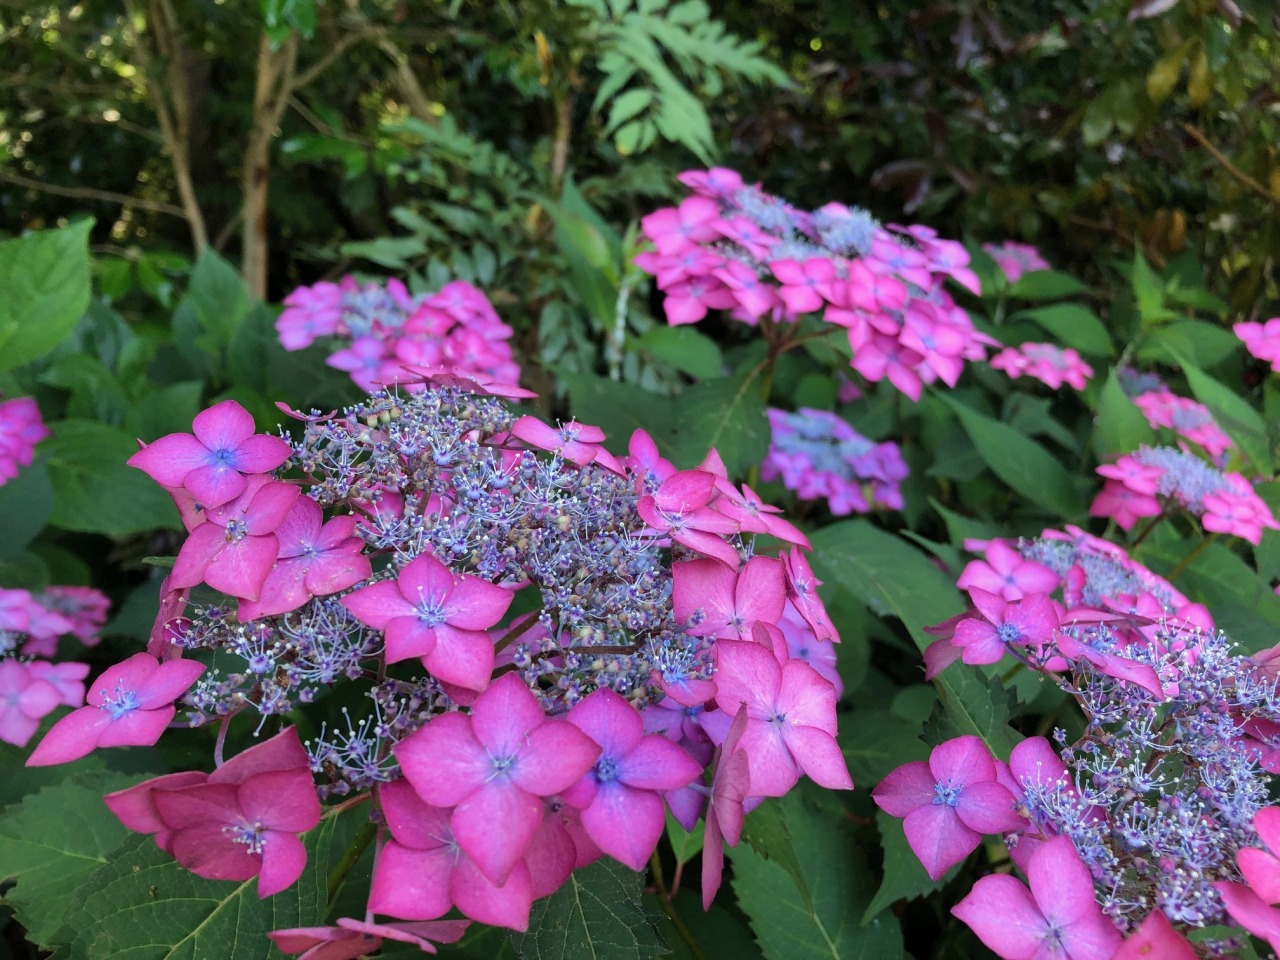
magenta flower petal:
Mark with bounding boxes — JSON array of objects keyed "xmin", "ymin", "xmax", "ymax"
[
  {"xmin": 258, "ymin": 832, "xmax": 308, "ymax": 897},
  {"xmin": 183, "ymin": 463, "xmax": 248, "ymax": 508},
  {"xmin": 169, "ymin": 821, "xmax": 262, "ymax": 882},
  {"xmin": 341, "ymin": 580, "xmax": 415, "ymax": 630},
  {"xmin": 735, "ymin": 722, "xmax": 799, "ymax": 797},
  {"xmin": 714, "ymin": 638, "xmax": 781, "ymax": 715},
  {"xmin": 951, "ymin": 873, "xmax": 1047, "ymax": 957},
  {"xmin": 616, "ymin": 737, "xmax": 702, "ymax": 791},
  {"xmin": 210, "ymin": 726, "xmax": 312, "ymax": 784},
  {"xmin": 442, "ymin": 577, "xmax": 513, "ymax": 630},
  {"xmin": 903, "ymin": 803, "xmax": 981, "ymax": 880},
  {"xmin": 782, "ymin": 724, "xmax": 852, "ymax": 789},
  {"xmin": 509, "ymin": 722, "xmax": 602, "ymax": 796},
  {"xmin": 96, "ymin": 704, "xmax": 174, "ymax": 748},
  {"xmin": 927, "ymin": 735, "xmax": 995, "ymax": 787},
  {"xmin": 192, "ymin": 399, "xmax": 256, "ymax": 450},
  {"xmin": 133, "ymin": 657, "xmax": 207, "ymax": 709},
  {"xmin": 450, "ymin": 857, "xmax": 533, "ymax": 932},
  {"xmin": 1112, "ymin": 911, "xmax": 1196, "ymax": 960},
  {"xmin": 238, "ymin": 770, "xmax": 322, "ymax": 832},
  {"xmin": 127, "ymin": 433, "xmax": 213, "ymax": 488},
  {"xmin": 25, "ymin": 706, "xmax": 112, "ymax": 765},
  {"xmin": 369, "ymin": 841, "xmax": 454, "ymax": 921},
  {"xmin": 395, "ymin": 713, "xmax": 488, "ymax": 807},
  {"xmin": 565, "ymin": 686, "xmax": 643, "ymax": 758},
  {"xmin": 423, "ymin": 625, "xmax": 494, "ymax": 691},
  {"xmin": 104, "ymin": 771, "xmax": 210, "ymax": 839},
  {"xmin": 871, "ymin": 761, "xmax": 935, "ymax": 817},
  {"xmin": 954, "ymin": 780, "xmax": 1023, "ymax": 835},
  {"xmin": 776, "ymin": 660, "xmax": 838, "ymax": 734},
  {"xmin": 452, "ymin": 779, "xmax": 542, "ymax": 885},
  {"xmin": 384, "ymin": 617, "xmax": 437, "ymax": 663},
  {"xmin": 470, "ymin": 672, "xmax": 543, "ymax": 749},
  {"xmin": 581, "ymin": 782, "xmax": 665, "ymax": 870},
  {"xmin": 233, "ymin": 433, "xmax": 292, "ymax": 473}
]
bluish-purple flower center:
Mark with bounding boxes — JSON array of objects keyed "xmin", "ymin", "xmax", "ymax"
[
  {"xmin": 997, "ymin": 622, "xmax": 1023, "ymax": 644},
  {"xmin": 933, "ymin": 780, "xmax": 962, "ymax": 807},
  {"xmin": 100, "ymin": 685, "xmax": 140, "ymax": 721},
  {"xmin": 595, "ymin": 755, "xmax": 620, "ymax": 783},
  {"xmin": 227, "ymin": 820, "xmax": 267, "ymax": 854}
]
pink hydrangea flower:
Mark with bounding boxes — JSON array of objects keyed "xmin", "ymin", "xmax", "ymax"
[
  {"xmin": 873, "ymin": 736, "xmax": 1024, "ymax": 879},
  {"xmin": 951, "ymin": 589, "xmax": 1059, "ymax": 666},
  {"xmin": 990, "ymin": 342, "xmax": 1094, "ymax": 391},
  {"xmin": 269, "ymin": 919, "xmax": 469, "ymax": 960},
  {"xmin": 26, "ymin": 652, "xmax": 205, "ymax": 766},
  {"xmin": 1234, "ymin": 317, "xmax": 1280, "ymax": 373},
  {"xmin": 956, "ymin": 539, "xmax": 1060, "ymax": 602},
  {"xmin": 561, "ymin": 688, "xmax": 702, "ymax": 870},
  {"xmin": 150, "ymin": 743, "xmax": 321, "ymax": 896},
  {"xmin": 35, "ymin": 586, "xmax": 110, "ymax": 645},
  {"xmin": 983, "ymin": 241, "xmax": 1051, "ymax": 283},
  {"xmin": 392, "ymin": 673, "xmax": 601, "ymax": 886},
  {"xmin": 672, "ymin": 555, "xmax": 786, "ymax": 643},
  {"xmin": 0, "ymin": 396, "xmax": 48, "ymax": 485},
  {"xmin": 341, "ymin": 551, "xmax": 513, "ymax": 692},
  {"xmin": 169, "ymin": 475, "xmax": 301, "ymax": 601},
  {"xmin": 127, "ymin": 399, "xmax": 292, "ymax": 509},
  {"xmin": 637, "ymin": 470, "xmax": 741, "ymax": 568},
  {"xmin": 708, "ymin": 634, "xmax": 852, "ymax": 797},
  {"xmin": 369, "ymin": 778, "xmax": 535, "ymax": 930},
  {"xmin": 0, "ymin": 660, "xmax": 61, "ymax": 747},
  {"xmin": 238, "ymin": 497, "xmax": 372, "ymax": 621},
  {"xmin": 700, "ymin": 707, "xmax": 751, "ymax": 909},
  {"xmin": 951, "ymin": 835, "xmax": 1122, "ymax": 959},
  {"xmin": 275, "ymin": 281, "xmax": 343, "ymax": 350}
]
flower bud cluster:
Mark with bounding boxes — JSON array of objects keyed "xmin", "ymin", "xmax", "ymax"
[
  {"xmin": 762, "ymin": 406, "xmax": 907, "ymax": 515},
  {"xmin": 275, "ymin": 276, "xmax": 520, "ymax": 392},
  {"xmin": 635, "ymin": 168, "xmax": 993, "ymax": 401}
]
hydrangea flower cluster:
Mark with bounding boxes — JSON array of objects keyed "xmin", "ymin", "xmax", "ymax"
[
  {"xmin": 1090, "ymin": 445, "xmax": 1279, "ymax": 544},
  {"xmin": 0, "ymin": 396, "xmax": 47, "ymax": 486},
  {"xmin": 990, "ymin": 341, "xmax": 1094, "ymax": 391},
  {"xmin": 32, "ymin": 373, "xmax": 852, "ymax": 942},
  {"xmin": 981, "ymin": 241, "xmax": 1051, "ymax": 283},
  {"xmin": 1234, "ymin": 317, "xmax": 1280, "ymax": 373},
  {"xmin": 275, "ymin": 277, "xmax": 520, "ymax": 392},
  {"xmin": 1, "ymin": 585, "xmax": 109, "ymax": 747},
  {"xmin": 1118, "ymin": 368, "xmax": 1233, "ymax": 458},
  {"xmin": 635, "ymin": 168, "xmax": 993, "ymax": 401},
  {"xmin": 882, "ymin": 528, "xmax": 1280, "ymax": 955},
  {"xmin": 761, "ymin": 407, "xmax": 907, "ymax": 514}
]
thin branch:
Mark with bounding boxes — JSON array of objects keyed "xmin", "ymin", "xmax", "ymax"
[
  {"xmin": 288, "ymin": 26, "xmax": 380, "ymax": 95},
  {"xmin": 1183, "ymin": 122, "xmax": 1277, "ymax": 206},
  {"xmin": 0, "ymin": 167, "xmax": 187, "ymax": 217},
  {"xmin": 121, "ymin": 0, "xmax": 209, "ymax": 250}
]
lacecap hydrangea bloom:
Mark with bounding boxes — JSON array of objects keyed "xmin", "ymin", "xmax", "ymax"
[
  {"xmin": 0, "ymin": 396, "xmax": 48, "ymax": 486},
  {"xmin": 1, "ymin": 585, "xmax": 108, "ymax": 747},
  {"xmin": 982, "ymin": 240, "xmax": 1051, "ymax": 283},
  {"xmin": 883, "ymin": 526, "xmax": 1280, "ymax": 956},
  {"xmin": 34, "ymin": 369, "xmax": 852, "ymax": 946},
  {"xmin": 990, "ymin": 341, "xmax": 1093, "ymax": 391},
  {"xmin": 1234, "ymin": 317, "xmax": 1280, "ymax": 373},
  {"xmin": 762, "ymin": 406, "xmax": 907, "ymax": 514},
  {"xmin": 1090, "ymin": 445, "xmax": 1279, "ymax": 544},
  {"xmin": 636, "ymin": 168, "xmax": 994, "ymax": 402},
  {"xmin": 1118, "ymin": 367, "xmax": 1233, "ymax": 459},
  {"xmin": 275, "ymin": 276, "xmax": 520, "ymax": 392}
]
